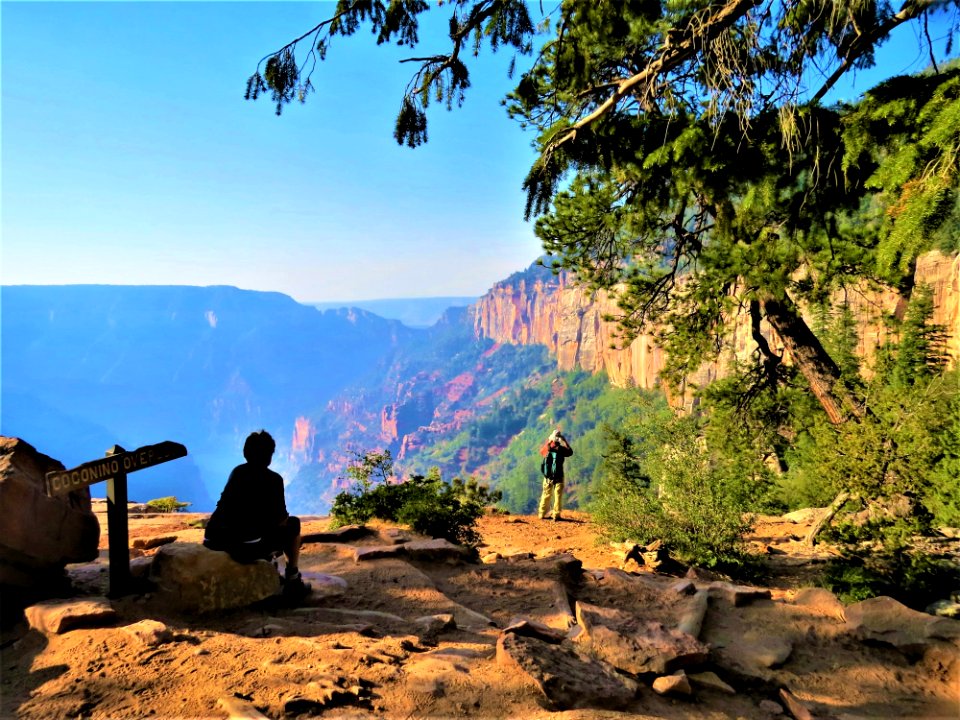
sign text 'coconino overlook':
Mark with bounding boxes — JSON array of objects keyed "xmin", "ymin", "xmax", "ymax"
[{"xmin": 45, "ymin": 441, "xmax": 187, "ymax": 496}]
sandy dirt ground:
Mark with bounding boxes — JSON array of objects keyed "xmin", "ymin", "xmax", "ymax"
[{"xmin": 1, "ymin": 508, "xmax": 958, "ymax": 719}]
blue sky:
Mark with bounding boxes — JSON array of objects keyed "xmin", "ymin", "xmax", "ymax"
[
  {"xmin": 2, "ymin": 2, "xmax": 957, "ymax": 303},
  {"xmin": 2, "ymin": 1, "xmax": 543, "ymax": 302}
]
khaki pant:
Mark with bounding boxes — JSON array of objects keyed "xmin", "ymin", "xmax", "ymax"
[{"xmin": 538, "ymin": 479, "xmax": 563, "ymax": 519}]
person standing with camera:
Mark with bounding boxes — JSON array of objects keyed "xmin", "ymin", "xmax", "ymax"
[{"xmin": 538, "ymin": 428, "xmax": 573, "ymax": 521}]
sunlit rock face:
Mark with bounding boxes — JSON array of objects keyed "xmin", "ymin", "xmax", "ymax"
[
  {"xmin": 474, "ymin": 251, "xmax": 959, "ymax": 394},
  {"xmin": 0, "ymin": 436, "xmax": 100, "ymax": 592},
  {"xmin": 473, "ymin": 274, "xmax": 664, "ymax": 389}
]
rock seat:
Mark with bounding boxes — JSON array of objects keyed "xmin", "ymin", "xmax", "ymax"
[{"xmin": 149, "ymin": 541, "xmax": 280, "ymax": 613}]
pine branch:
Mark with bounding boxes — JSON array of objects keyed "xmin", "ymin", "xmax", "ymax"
[{"xmin": 810, "ymin": 0, "xmax": 943, "ymax": 104}]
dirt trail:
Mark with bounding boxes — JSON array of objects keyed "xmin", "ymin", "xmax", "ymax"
[{"xmin": 1, "ymin": 509, "xmax": 957, "ymax": 719}]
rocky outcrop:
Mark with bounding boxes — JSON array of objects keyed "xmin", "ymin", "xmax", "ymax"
[
  {"xmin": 572, "ymin": 600, "xmax": 709, "ymax": 674},
  {"xmin": 0, "ymin": 436, "xmax": 100, "ymax": 591},
  {"xmin": 844, "ymin": 595, "xmax": 960, "ymax": 651},
  {"xmin": 474, "ymin": 251, "xmax": 960, "ymax": 393},
  {"xmin": 474, "ymin": 273, "xmax": 664, "ymax": 389},
  {"xmin": 496, "ymin": 630, "xmax": 639, "ymax": 710},
  {"xmin": 290, "ymin": 416, "xmax": 316, "ymax": 462}
]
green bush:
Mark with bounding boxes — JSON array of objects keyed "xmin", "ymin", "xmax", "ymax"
[
  {"xmin": 145, "ymin": 496, "xmax": 191, "ymax": 513},
  {"xmin": 592, "ymin": 416, "xmax": 754, "ymax": 570},
  {"xmin": 330, "ymin": 452, "xmax": 500, "ymax": 548}
]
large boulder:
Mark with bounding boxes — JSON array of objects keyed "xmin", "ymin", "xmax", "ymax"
[
  {"xmin": 0, "ymin": 437, "xmax": 100, "ymax": 590},
  {"xmin": 149, "ymin": 542, "xmax": 280, "ymax": 613}
]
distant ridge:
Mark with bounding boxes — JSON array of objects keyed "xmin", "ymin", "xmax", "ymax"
[
  {"xmin": 0, "ymin": 284, "xmax": 415, "ymax": 511},
  {"xmin": 311, "ymin": 296, "xmax": 477, "ymax": 328}
]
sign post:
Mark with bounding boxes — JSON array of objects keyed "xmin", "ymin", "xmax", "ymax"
[
  {"xmin": 46, "ymin": 440, "xmax": 188, "ymax": 597},
  {"xmin": 105, "ymin": 445, "xmax": 130, "ymax": 597}
]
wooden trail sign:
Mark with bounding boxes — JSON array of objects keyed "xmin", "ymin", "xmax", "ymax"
[
  {"xmin": 45, "ymin": 440, "xmax": 188, "ymax": 597},
  {"xmin": 46, "ymin": 441, "xmax": 187, "ymax": 496}
]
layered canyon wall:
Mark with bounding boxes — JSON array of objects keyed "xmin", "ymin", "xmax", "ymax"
[{"xmin": 474, "ymin": 252, "xmax": 960, "ymax": 393}]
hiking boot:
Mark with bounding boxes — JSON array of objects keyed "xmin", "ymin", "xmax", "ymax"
[{"xmin": 282, "ymin": 571, "xmax": 312, "ymax": 602}]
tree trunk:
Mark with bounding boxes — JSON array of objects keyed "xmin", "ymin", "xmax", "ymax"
[
  {"xmin": 759, "ymin": 292, "xmax": 862, "ymax": 546},
  {"xmin": 804, "ymin": 491, "xmax": 853, "ymax": 546},
  {"xmin": 760, "ymin": 294, "xmax": 862, "ymax": 424}
]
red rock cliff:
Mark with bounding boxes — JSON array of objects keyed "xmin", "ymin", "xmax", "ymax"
[{"xmin": 474, "ymin": 252, "xmax": 960, "ymax": 390}]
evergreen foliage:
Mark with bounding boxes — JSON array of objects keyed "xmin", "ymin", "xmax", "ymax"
[
  {"xmin": 781, "ymin": 288, "xmax": 954, "ymax": 525},
  {"xmin": 331, "ymin": 450, "xmax": 500, "ymax": 548},
  {"xmin": 592, "ymin": 413, "xmax": 756, "ymax": 569}
]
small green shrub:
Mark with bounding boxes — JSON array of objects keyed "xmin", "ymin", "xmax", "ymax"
[
  {"xmin": 145, "ymin": 496, "xmax": 191, "ymax": 513},
  {"xmin": 330, "ymin": 452, "xmax": 499, "ymax": 548}
]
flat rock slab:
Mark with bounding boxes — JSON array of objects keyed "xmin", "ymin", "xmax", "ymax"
[
  {"xmin": 496, "ymin": 631, "xmax": 638, "ymax": 711},
  {"xmin": 447, "ymin": 601, "xmax": 496, "ymax": 630},
  {"xmin": 845, "ymin": 595, "xmax": 960, "ymax": 650},
  {"xmin": 403, "ymin": 538, "xmax": 471, "ymax": 563},
  {"xmin": 687, "ymin": 671, "xmax": 736, "ymax": 695},
  {"xmin": 705, "ymin": 581, "xmax": 772, "ymax": 607},
  {"xmin": 353, "ymin": 545, "xmax": 406, "ymax": 562},
  {"xmin": 414, "ymin": 613, "xmax": 457, "ymax": 636},
  {"xmin": 720, "ymin": 630, "xmax": 793, "ymax": 672},
  {"xmin": 404, "ymin": 645, "xmax": 494, "ymax": 694},
  {"xmin": 299, "ymin": 571, "xmax": 348, "ymax": 600},
  {"xmin": 25, "ymin": 597, "xmax": 116, "ymax": 635},
  {"xmin": 503, "ymin": 617, "xmax": 568, "ymax": 644},
  {"xmin": 574, "ymin": 601, "xmax": 709, "ymax": 675},
  {"xmin": 354, "ymin": 538, "xmax": 471, "ymax": 563}
]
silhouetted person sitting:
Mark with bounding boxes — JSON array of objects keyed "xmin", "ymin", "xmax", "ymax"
[{"xmin": 204, "ymin": 430, "xmax": 309, "ymax": 598}]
